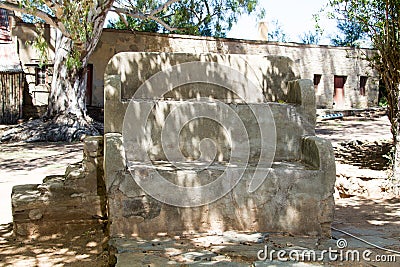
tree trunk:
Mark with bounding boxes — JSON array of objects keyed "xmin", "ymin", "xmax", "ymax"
[
  {"xmin": 43, "ymin": 33, "xmax": 99, "ymax": 141},
  {"xmin": 391, "ymin": 83, "xmax": 400, "ymax": 195},
  {"xmin": 0, "ymin": 0, "xmax": 113, "ymax": 142},
  {"xmin": 393, "ymin": 135, "xmax": 400, "ymax": 195},
  {"xmin": 47, "ymin": 34, "xmax": 87, "ymax": 120},
  {"xmin": 42, "ymin": 0, "xmax": 113, "ymax": 141}
]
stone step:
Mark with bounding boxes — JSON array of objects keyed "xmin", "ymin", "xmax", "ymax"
[
  {"xmin": 11, "ymin": 136, "xmax": 106, "ymax": 238},
  {"xmin": 12, "ymin": 183, "xmax": 103, "ymax": 237}
]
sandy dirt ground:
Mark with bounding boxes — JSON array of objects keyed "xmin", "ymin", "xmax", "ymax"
[
  {"xmin": 0, "ymin": 116, "xmax": 399, "ymax": 266},
  {"xmin": 0, "ymin": 142, "xmax": 83, "ymax": 225},
  {"xmin": 316, "ymin": 115, "xmax": 393, "ymax": 145}
]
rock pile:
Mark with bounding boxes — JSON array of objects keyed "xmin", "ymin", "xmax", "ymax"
[{"xmin": 334, "ymin": 139, "xmax": 393, "ymax": 170}]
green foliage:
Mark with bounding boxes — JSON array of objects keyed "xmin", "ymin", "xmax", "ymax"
[
  {"xmin": 16, "ymin": 0, "xmax": 264, "ymax": 68},
  {"xmin": 108, "ymin": 0, "xmax": 265, "ymax": 37},
  {"xmin": 300, "ymin": 14, "xmax": 323, "ymax": 45},
  {"xmin": 19, "ymin": 0, "xmax": 46, "ymax": 14},
  {"xmin": 379, "ymin": 80, "xmax": 388, "ymax": 107},
  {"xmin": 61, "ymin": 1, "xmax": 94, "ymax": 43},
  {"xmin": 66, "ymin": 48, "xmax": 83, "ymax": 70},
  {"xmin": 15, "ymin": 0, "xmax": 106, "ymax": 70},
  {"xmin": 110, "ymin": 16, "xmax": 159, "ymax": 32},
  {"xmin": 330, "ymin": 18, "xmax": 365, "ymax": 47},
  {"xmin": 379, "ymin": 96, "xmax": 388, "ymax": 107},
  {"xmin": 267, "ymin": 20, "xmax": 287, "ymax": 42},
  {"xmin": 19, "ymin": 0, "xmax": 95, "ymax": 42},
  {"xmin": 300, "ymin": 31, "xmax": 320, "ymax": 44},
  {"xmin": 26, "ymin": 25, "xmax": 48, "ymax": 67}
]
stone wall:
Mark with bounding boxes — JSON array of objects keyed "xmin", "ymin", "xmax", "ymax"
[
  {"xmin": 12, "ymin": 23, "xmax": 54, "ymax": 112},
  {"xmin": 92, "ymin": 30, "xmax": 379, "ymax": 109},
  {"xmin": 335, "ymin": 139, "xmax": 392, "ymax": 170},
  {"xmin": 10, "ymin": 22, "xmax": 379, "ymax": 113}
]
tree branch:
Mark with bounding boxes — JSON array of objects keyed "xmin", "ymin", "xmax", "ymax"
[
  {"xmin": 42, "ymin": 0, "xmax": 61, "ymax": 12},
  {"xmin": 116, "ymin": 10, "xmax": 130, "ymax": 28},
  {"xmin": 0, "ymin": 1, "xmax": 71, "ymax": 38},
  {"xmin": 149, "ymin": 15, "xmax": 177, "ymax": 31},
  {"xmin": 111, "ymin": 0, "xmax": 180, "ymax": 32},
  {"xmin": 149, "ymin": 0, "xmax": 180, "ymax": 16}
]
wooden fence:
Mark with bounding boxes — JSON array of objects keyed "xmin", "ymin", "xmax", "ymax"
[{"xmin": 0, "ymin": 72, "xmax": 24, "ymax": 124}]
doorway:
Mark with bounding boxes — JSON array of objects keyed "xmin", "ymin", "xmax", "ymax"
[{"xmin": 334, "ymin": 76, "xmax": 346, "ymax": 108}]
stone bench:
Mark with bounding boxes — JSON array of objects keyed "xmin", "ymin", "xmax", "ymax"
[{"xmin": 103, "ymin": 52, "xmax": 335, "ymax": 240}]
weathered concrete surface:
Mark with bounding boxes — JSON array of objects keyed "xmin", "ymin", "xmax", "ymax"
[
  {"xmin": 105, "ymin": 150, "xmax": 334, "ymax": 237},
  {"xmin": 104, "ymin": 52, "xmax": 313, "ymax": 136},
  {"xmin": 3, "ymin": 115, "xmax": 399, "ymax": 266},
  {"xmin": 104, "ymin": 52, "xmax": 298, "ymax": 102},
  {"xmin": 11, "ymin": 136, "xmax": 106, "ymax": 237},
  {"xmin": 93, "ymin": 29, "xmax": 380, "ymax": 109},
  {"xmin": 120, "ymin": 101, "xmax": 312, "ymax": 162},
  {"xmin": 103, "ymin": 52, "xmax": 336, "ymax": 244}
]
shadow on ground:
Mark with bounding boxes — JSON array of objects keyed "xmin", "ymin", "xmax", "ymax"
[
  {"xmin": 316, "ymin": 116, "xmax": 392, "ymax": 144},
  {"xmin": 0, "ymin": 223, "xmax": 108, "ymax": 266},
  {"xmin": 334, "ymin": 197, "xmax": 400, "ymax": 240},
  {"xmin": 0, "ymin": 142, "xmax": 83, "ymax": 172}
]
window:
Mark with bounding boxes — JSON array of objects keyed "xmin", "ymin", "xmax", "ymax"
[
  {"xmin": 0, "ymin": 8, "xmax": 12, "ymax": 43},
  {"xmin": 0, "ymin": 9, "xmax": 9, "ymax": 29},
  {"xmin": 334, "ymin": 76, "xmax": 347, "ymax": 89},
  {"xmin": 35, "ymin": 66, "xmax": 52, "ymax": 86},
  {"xmin": 313, "ymin": 74, "xmax": 322, "ymax": 91},
  {"xmin": 360, "ymin": 76, "xmax": 368, "ymax": 96}
]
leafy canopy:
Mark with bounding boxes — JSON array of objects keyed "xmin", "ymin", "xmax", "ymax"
[
  {"xmin": 108, "ymin": 0, "xmax": 265, "ymax": 37},
  {"xmin": 330, "ymin": 17, "xmax": 365, "ymax": 47},
  {"xmin": 1, "ymin": 0, "xmax": 265, "ymax": 65},
  {"xmin": 300, "ymin": 14, "xmax": 324, "ymax": 45},
  {"xmin": 267, "ymin": 20, "xmax": 287, "ymax": 42}
]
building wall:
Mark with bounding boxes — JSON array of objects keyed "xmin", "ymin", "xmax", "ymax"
[
  {"xmin": 10, "ymin": 23, "xmax": 380, "ymax": 110},
  {"xmin": 12, "ymin": 23, "xmax": 55, "ymax": 109}
]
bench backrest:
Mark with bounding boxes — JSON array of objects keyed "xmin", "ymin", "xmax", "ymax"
[{"xmin": 104, "ymin": 52, "xmax": 316, "ymax": 162}]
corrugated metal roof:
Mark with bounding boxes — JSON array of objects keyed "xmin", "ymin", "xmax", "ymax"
[{"xmin": 0, "ymin": 43, "xmax": 22, "ymax": 72}]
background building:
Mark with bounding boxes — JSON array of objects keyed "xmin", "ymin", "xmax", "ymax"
[{"xmin": 0, "ymin": 10, "xmax": 380, "ymax": 122}]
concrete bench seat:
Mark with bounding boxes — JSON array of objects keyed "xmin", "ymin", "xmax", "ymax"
[
  {"xmin": 103, "ymin": 52, "xmax": 335, "ymax": 241},
  {"xmin": 127, "ymin": 159, "xmax": 316, "ymax": 171}
]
